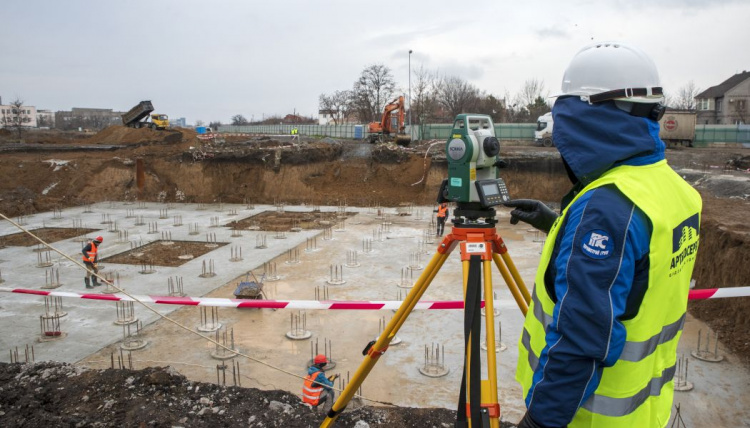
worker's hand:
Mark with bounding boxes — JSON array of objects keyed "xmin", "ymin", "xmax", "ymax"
[
  {"xmin": 503, "ymin": 199, "xmax": 558, "ymax": 233},
  {"xmin": 517, "ymin": 412, "xmax": 544, "ymax": 428},
  {"xmin": 329, "ymin": 374, "xmax": 340, "ymax": 381}
]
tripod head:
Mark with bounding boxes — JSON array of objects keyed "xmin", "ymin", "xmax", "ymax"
[{"xmin": 451, "ymin": 202, "xmax": 497, "ymax": 228}]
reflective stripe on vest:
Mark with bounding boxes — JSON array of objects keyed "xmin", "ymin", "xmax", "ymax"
[
  {"xmin": 302, "ymin": 371, "xmax": 323, "ymax": 405},
  {"xmin": 516, "ymin": 160, "xmax": 702, "ymax": 427},
  {"xmin": 83, "ymin": 242, "xmax": 98, "ymax": 262}
]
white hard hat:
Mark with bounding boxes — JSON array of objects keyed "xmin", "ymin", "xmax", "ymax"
[{"xmin": 558, "ymin": 42, "xmax": 664, "ymax": 104}]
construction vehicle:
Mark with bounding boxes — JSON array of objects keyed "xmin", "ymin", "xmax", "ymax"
[
  {"xmin": 121, "ymin": 101, "xmax": 170, "ymax": 130},
  {"xmin": 534, "ymin": 112, "xmax": 554, "ymax": 147},
  {"xmin": 367, "ymin": 95, "xmax": 411, "ymax": 146}
]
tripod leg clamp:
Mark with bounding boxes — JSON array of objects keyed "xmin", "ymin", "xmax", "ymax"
[{"xmin": 362, "ymin": 340, "xmax": 388, "ymax": 359}]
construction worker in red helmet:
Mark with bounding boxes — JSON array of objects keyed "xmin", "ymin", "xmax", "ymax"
[
  {"xmin": 82, "ymin": 236, "xmax": 104, "ymax": 289},
  {"xmin": 302, "ymin": 354, "xmax": 338, "ymax": 411}
]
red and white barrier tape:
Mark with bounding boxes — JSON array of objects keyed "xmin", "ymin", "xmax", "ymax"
[{"xmin": 0, "ymin": 286, "xmax": 746, "ymax": 309}]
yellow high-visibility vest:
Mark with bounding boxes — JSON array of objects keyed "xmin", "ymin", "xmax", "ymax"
[{"xmin": 516, "ymin": 160, "xmax": 702, "ymax": 427}]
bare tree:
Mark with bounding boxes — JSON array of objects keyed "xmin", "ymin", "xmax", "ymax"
[
  {"xmin": 411, "ymin": 65, "xmax": 439, "ymax": 127},
  {"xmin": 475, "ymin": 93, "xmax": 507, "ymax": 123},
  {"xmin": 231, "ymin": 115, "xmax": 249, "ymax": 126},
  {"xmin": 674, "ymin": 81, "xmax": 700, "ymax": 110},
  {"xmin": 352, "ymin": 64, "xmax": 396, "ymax": 122},
  {"xmin": 209, "ymin": 121, "xmax": 222, "ymax": 130},
  {"xmin": 0, "ymin": 98, "xmax": 30, "ymax": 141},
  {"xmin": 318, "ymin": 90, "xmax": 353, "ymax": 125},
  {"xmin": 518, "ymin": 78, "xmax": 547, "ymax": 109},
  {"xmin": 195, "ymin": 120, "xmax": 204, "ymax": 127},
  {"xmin": 435, "ymin": 75, "xmax": 480, "ymax": 120}
]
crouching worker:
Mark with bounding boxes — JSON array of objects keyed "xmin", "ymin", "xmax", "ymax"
[{"xmin": 302, "ymin": 354, "xmax": 339, "ymax": 410}]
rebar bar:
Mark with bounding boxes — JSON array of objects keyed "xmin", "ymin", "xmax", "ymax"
[
  {"xmin": 198, "ymin": 306, "xmax": 222, "ymax": 332},
  {"xmin": 346, "ymin": 250, "xmax": 360, "ymax": 267},
  {"xmin": 263, "ymin": 262, "xmax": 280, "ymax": 281},
  {"xmin": 167, "ymin": 276, "xmax": 185, "ymax": 297},
  {"xmin": 229, "ymin": 246, "xmax": 243, "ymax": 262},
  {"xmin": 327, "ymin": 264, "xmax": 346, "ymax": 285},
  {"xmin": 255, "ymin": 234, "xmax": 268, "ymax": 249},
  {"xmin": 286, "ymin": 248, "xmax": 300, "ymax": 265},
  {"xmin": 199, "ymin": 259, "xmax": 217, "ymax": 278}
]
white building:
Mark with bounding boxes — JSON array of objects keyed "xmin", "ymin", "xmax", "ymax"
[
  {"xmin": 37, "ymin": 109, "xmax": 55, "ymax": 128},
  {"xmin": 0, "ymin": 102, "xmax": 37, "ymax": 128}
]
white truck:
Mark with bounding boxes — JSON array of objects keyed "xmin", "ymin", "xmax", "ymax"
[
  {"xmin": 534, "ymin": 112, "xmax": 554, "ymax": 147},
  {"xmin": 535, "ymin": 109, "xmax": 697, "ymax": 148}
]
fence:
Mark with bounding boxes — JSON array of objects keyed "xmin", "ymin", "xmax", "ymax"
[
  {"xmin": 219, "ymin": 123, "xmax": 537, "ymax": 142},
  {"xmin": 694, "ymin": 124, "xmax": 750, "ymax": 147}
]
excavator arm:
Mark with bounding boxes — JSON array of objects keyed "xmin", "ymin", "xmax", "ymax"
[{"xmin": 367, "ymin": 96, "xmax": 411, "ymax": 146}]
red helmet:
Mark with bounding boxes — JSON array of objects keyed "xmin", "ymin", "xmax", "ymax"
[
  {"xmin": 94, "ymin": 236, "xmax": 103, "ymax": 243},
  {"xmin": 313, "ymin": 354, "xmax": 328, "ymax": 365}
]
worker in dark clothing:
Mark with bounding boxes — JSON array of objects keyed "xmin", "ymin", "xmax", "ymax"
[
  {"xmin": 434, "ymin": 202, "xmax": 449, "ymax": 236},
  {"xmin": 302, "ymin": 354, "xmax": 338, "ymax": 410},
  {"xmin": 82, "ymin": 236, "xmax": 103, "ymax": 289}
]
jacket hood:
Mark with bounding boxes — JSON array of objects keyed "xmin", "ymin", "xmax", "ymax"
[
  {"xmin": 308, "ymin": 366, "xmax": 323, "ymax": 375},
  {"xmin": 552, "ymin": 97, "xmax": 665, "ymax": 184}
]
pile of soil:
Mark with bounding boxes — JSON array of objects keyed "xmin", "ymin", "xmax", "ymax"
[
  {"xmin": 0, "ymin": 361, "xmax": 494, "ymax": 428},
  {"xmin": 83, "ymin": 126, "xmax": 198, "ymax": 146}
]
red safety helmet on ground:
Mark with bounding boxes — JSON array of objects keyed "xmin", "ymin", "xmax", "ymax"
[
  {"xmin": 313, "ymin": 354, "xmax": 328, "ymax": 365},
  {"xmin": 94, "ymin": 236, "xmax": 103, "ymax": 243}
]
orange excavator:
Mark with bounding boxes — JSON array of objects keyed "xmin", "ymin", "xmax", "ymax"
[{"xmin": 367, "ymin": 95, "xmax": 411, "ymax": 146}]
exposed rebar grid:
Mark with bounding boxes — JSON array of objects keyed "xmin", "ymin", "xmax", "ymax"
[
  {"xmin": 134, "ymin": 215, "xmax": 145, "ymax": 226},
  {"xmin": 419, "ymin": 343, "xmax": 449, "ymax": 377},
  {"xmin": 160, "ymin": 231, "xmax": 174, "ymax": 245},
  {"xmin": 397, "ymin": 267, "xmax": 414, "ymax": 289},
  {"xmin": 229, "ymin": 246, "xmax": 243, "ymax": 262},
  {"xmin": 120, "ymin": 320, "xmax": 148, "ymax": 351},
  {"xmin": 139, "ymin": 260, "xmax": 156, "ymax": 275},
  {"xmin": 323, "ymin": 227, "xmax": 334, "ymax": 241},
  {"xmin": 107, "ymin": 220, "xmax": 119, "ymax": 233},
  {"xmin": 327, "ymin": 264, "xmax": 346, "ymax": 285},
  {"xmin": 82, "ymin": 205, "xmax": 93, "ymax": 213},
  {"xmin": 211, "ymin": 327, "xmax": 239, "ymax": 360},
  {"xmin": 286, "ymin": 248, "xmax": 301, "ymax": 265},
  {"xmin": 129, "ymin": 238, "xmax": 143, "ymax": 251},
  {"xmin": 101, "ymin": 272, "xmax": 121, "ymax": 294},
  {"xmin": 39, "ymin": 314, "xmax": 65, "ymax": 342},
  {"xmin": 286, "ymin": 311, "xmax": 312, "ymax": 340},
  {"xmin": 335, "ymin": 219, "xmax": 346, "ymax": 232},
  {"xmin": 231, "ymin": 228, "xmax": 243, "ymax": 238},
  {"xmin": 481, "ymin": 292, "xmax": 500, "ymax": 317},
  {"xmin": 125, "ymin": 208, "xmax": 135, "ymax": 219},
  {"xmin": 308, "ymin": 338, "xmax": 336, "ymax": 369},
  {"xmin": 147, "ymin": 221, "xmax": 159, "ymax": 234},
  {"xmin": 263, "ymin": 262, "xmax": 280, "ymax": 281},
  {"xmin": 227, "ymin": 208, "xmax": 238, "ymax": 217},
  {"xmin": 36, "ymin": 251, "xmax": 53, "ymax": 268},
  {"xmin": 314, "ymin": 285, "xmax": 329, "ymax": 301},
  {"xmin": 137, "ymin": 201, "xmax": 147, "ymax": 209},
  {"xmin": 42, "ymin": 267, "xmax": 62, "ymax": 289},
  {"xmin": 362, "ymin": 238, "xmax": 373, "ymax": 254},
  {"xmin": 8, "ymin": 344, "xmax": 35, "ymax": 364},
  {"xmin": 114, "ymin": 300, "xmax": 138, "ymax": 325},
  {"xmin": 691, "ymin": 329, "xmax": 724, "ymax": 362},
  {"xmin": 422, "ymin": 228, "xmax": 435, "ymax": 244},
  {"xmin": 116, "ymin": 229, "xmax": 129, "ymax": 244},
  {"xmin": 100, "ymin": 213, "xmax": 112, "ymax": 225},
  {"xmin": 274, "ymin": 230, "xmax": 287, "ymax": 240},
  {"xmin": 210, "ymin": 216, "xmax": 221, "ymax": 228},
  {"xmin": 188, "ymin": 222, "xmax": 200, "ymax": 235},
  {"xmin": 197, "ymin": 306, "xmax": 222, "ymax": 332},
  {"xmin": 205, "ymin": 232, "xmax": 218, "ymax": 248},
  {"xmin": 305, "ymin": 237, "xmax": 319, "ymax": 253},
  {"xmin": 674, "ymin": 354, "xmax": 694, "ymax": 392},
  {"xmin": 167, "ymin": 276, "xmax": 186, "ymax": 297},
  {"xmin": 42, "ymin": 296, "xmax": 67, "ymax": 319},
  {"xmin": 409, "ymin": 252, "xmax": 424, "ymax": 270},
  {"xmin": 255, "ymin": 234, "xmax": 268, "ymax": 249},
  {"xmin": 159, "ymin": 208, "xmax": 169, "ymax": 219},
  {"xmin": 199, "ymin": 259, "xmax": 217, "ymax": 278},
  {"xmin": 372, "ymin": 228, "xmax": 384, "ymax": 242},
  {"xmin": 346, "ymin": 250, "xmax": 360, "ymax": 268},
  {"xmin": 481, "ymin": 319, "xmax": 507, "ymax": 353},
  {"xmin": 173, "ymin": 215, "xmax": 183, "ymax": 227}
]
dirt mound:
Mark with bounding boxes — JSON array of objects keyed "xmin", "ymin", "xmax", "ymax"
[
  {"xmin": 0, "ymin": 362, "xmax": 480, "ymax": 428},
  {"xmin": 84, "ymin": 126, "xmax": 197, "ymax": 146}
]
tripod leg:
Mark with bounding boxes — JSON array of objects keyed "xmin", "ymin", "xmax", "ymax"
[
  {"xmin": 498, "ymin": 252, "xmax": 530, "ymax": 304},
  {"xmin": 320, "ymin": 251, "xmax": 450, "ymax": 427},
  {"xmin": 481, "ymin": 259, "xmax": 501, "ymax": 428},
  {"xmin": 492, "ymin": 253, "xmax": 528, "ymax": 316}
]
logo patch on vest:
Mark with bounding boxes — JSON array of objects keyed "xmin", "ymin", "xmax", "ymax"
[
  {"xmin": 670, "ymin": 213, "xmax": 700, "ymax": 277},
  {"xmin": 581, "ymin": 229, "xmax": 613, "ymax": 259}
]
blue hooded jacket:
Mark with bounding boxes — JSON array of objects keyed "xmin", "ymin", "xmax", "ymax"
[
  {"xmin": 307, "ymin": 366, "xmax": 333, "ymax": 392},
  {"xmin": 523, "ymin": 97, "xmax": 665, "ymax": 426}
]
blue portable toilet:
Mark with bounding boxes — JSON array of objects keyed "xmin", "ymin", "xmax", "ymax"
[
  {"xmin": 354, "ymin": 125, "xmax": 364, "ymax": 140},
  {"xmin": 195, "ymin": 126, "xmax": 207, "ymax": 135}
]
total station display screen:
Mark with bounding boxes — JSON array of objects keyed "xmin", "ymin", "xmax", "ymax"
[{"xmin": 482, "ymin": 183, "xmax": 499, "ymax": 196}]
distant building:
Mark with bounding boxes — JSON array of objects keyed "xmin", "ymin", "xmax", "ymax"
[
  {"xmin": 55, "ymin": 107, "xmax": 124, "ymax": 131},
  {"xmin": 695, "ymin": 71, "xmax": 750, "ymax": 125},
  {"xmin": 171, "ymin": 117, "xmax": 187, "ymax": 128},
  {"xmin": 0, "ymin": 102, "xmax": 37, "ymax": 128},
  {"xmin": 37, "ymin": 109, "xmax": 55, "ymax": 128},
  {"xmin": 317, "ymin": 109, "xmax": 358, "ymax": 125}
]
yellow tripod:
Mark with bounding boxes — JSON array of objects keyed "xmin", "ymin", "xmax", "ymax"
[{"xmin": 321, "ymin": 211, "xmax": 531, "ymax": 427}]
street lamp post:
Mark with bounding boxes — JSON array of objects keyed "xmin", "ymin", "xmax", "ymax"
[{"xmin": 408, "ymin": 49, "xmax": 413, "ymax": 142}]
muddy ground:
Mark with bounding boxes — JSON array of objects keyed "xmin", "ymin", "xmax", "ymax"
[{"xmin": 0, "ymin": 127, "xmax": 749, "ymax": 424}]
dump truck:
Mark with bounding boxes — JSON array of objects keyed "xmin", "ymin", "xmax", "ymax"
[
  {"xmin": 534, "ymin": 112, "xmax": 554, "ymax": 147},
  {"xmin": 121, "ymin": 101, "xmax": 170, "ymax": 130},
  {"xmin": 658, "ymin": 109, "xmax": 696, "ymax": 147}
]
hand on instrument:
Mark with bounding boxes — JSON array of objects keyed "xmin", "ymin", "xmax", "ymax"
[{"xmin": 503, "ymin": 199, "xmax": 558, "ymax": 233}]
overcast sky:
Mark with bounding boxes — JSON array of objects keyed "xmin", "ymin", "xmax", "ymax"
[{"xmin": 2, "ymin": 0, "xmax": 749, "ymax": 124}]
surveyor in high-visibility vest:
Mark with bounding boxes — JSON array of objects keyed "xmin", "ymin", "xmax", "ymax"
[
  {"xmin": 81, "ymin": 236, "xmax": 104, "ymax": 289},
  {"xmin": 302, "ymin": 354, "xmax": 338, "ymax": 410},
  {"xmin": 434, "ymin": 202, "xmax": 449, "ymax": 236},
  {"xmin": 505, "ymin": 42, "xmax": 702, "ymax": 428}
]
